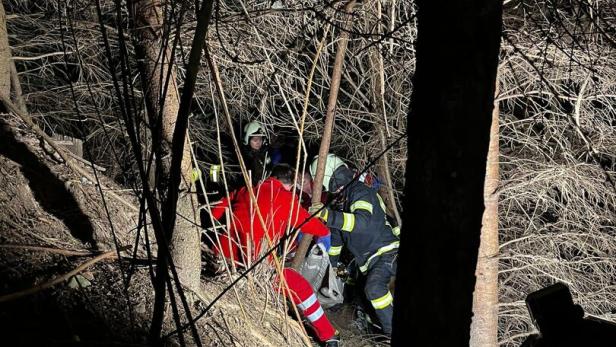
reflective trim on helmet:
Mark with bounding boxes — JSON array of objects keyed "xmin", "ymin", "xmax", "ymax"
[
  {"xmin": 243, "ymin": 121, "xmax": 266, "ymax": 145},
  {"xmin": 297, "ymin": 293, "xmax": 318, "ymax": 311},
  {"xmin": 341, "ymin": 213, "xmax": 355, "ymax": 232},
  {"xmin": 351, "ymin": 200, "xmax": 373, "ymax": 214},
  {"xmin": 328, "ymin": 246, "xmax": 342, "ymax": 256},
  {"xmin": 370, "ymin": 291, "xmax": 393, "ymax": 310}
]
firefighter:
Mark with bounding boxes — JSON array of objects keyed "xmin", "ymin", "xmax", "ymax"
[
  {"xmin": 309, "ymin": 154, "xmax": 399, "ymax": 337},
  {"xmin": 241, "ymin": 121, "xmax": 279, "ymax": 185},
  {"xmin": 210, "ymin": 164, "xmax": 340, "ymax": 346}
]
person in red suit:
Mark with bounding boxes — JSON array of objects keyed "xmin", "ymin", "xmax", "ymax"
[{"xmin": 210, "ymin": 164, "xmax": 340, "ymax": 346}]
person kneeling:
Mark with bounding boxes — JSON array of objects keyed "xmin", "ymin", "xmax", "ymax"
[{"xmin": 209, "ymin": 164, "xmax": 340, "ymax": 346}]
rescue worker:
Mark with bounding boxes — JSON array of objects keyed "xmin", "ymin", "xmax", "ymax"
[
  {"xmin": 210, "ymin": 164, "xmax": 340, "ymax": 346},
  {"xmin": 309, "ymin": 154, "xmax": 399, "ymax": 337},
  {"xmin": 241, "ymin": 121, "xmax": 279, "ymax": 186}
]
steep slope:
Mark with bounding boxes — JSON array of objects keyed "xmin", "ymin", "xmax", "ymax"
[{"xmin": 0, "ymin": 115, "xmax": 310, "ymax": 346}]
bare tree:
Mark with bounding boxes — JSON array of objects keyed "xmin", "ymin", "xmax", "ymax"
[
  {"xmin": 132, "ymin": 0, "xmax": 201, "ymax": 291},
  {"xmin": 392, "ymin": 0, "xmax": 502, "ymax": 345},
  {"xmin": 291, "ymin": 0, "xmax": 358, "ymax": 270},
  {"xmin": 0, "ymin": 1, "xmax": 10, "ymax": 100},
  {"xmin": 470, "ymin": 82, "xmax": 500, "ymax": 347}
]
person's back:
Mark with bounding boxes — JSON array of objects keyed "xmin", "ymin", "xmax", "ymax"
[
  {"xmin": 336, "ymin": 180, "xmax": 398, "ymax": 268},
  {"xmin": 211, "ymin": 167, "xmax": 328, "ymax": 264},
  {"xmin": 232, "ymin": 177, "xmax": 303, "ymax": 259}
]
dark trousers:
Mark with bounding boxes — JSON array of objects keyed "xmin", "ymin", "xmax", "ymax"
[{"xmin": 364, "ymin": 251, "xmax": 397, "ymax": 335}]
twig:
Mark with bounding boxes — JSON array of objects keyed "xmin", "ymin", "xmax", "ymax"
[
  {"xmin": 11, "ymin": 51, "xmax": 72, "ymax": 61},
  {"xmin": 0, "ymin": 250, "xmax": 116, "ymax": 303},
  {"xmin": 63, "ymin": 149, "xmax": 107, "ymax": 172},
  {"xmin": 0, "ymin": 244, "xmax": 93, "ymax": 256}
]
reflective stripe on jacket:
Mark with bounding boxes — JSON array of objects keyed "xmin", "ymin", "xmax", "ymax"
[{"xmin": 324, "ymin": 180, "xmax": 398, "ymax": 271}]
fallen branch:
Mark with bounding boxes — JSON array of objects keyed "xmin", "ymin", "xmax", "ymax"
[
  {"xmin": 0, "ymin": 94, "xmax": 137, "ymax": 212},
  {"xmin": 63, "ymin": 149, "xmax": 107, "ymax": 172},
  {"xmin": 0, "ymin": 244, "xmax": 93, "ymax": 256},
  {"xmin": 0, "ymin": 250, "xmax": 116, "ymax": 303}
]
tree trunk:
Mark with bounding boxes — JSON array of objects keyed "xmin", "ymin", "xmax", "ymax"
[
  {"xmin": 132, "ymin": 0, "xmax": 200, "ymax": 291},
  {"xmin": 391, "ymin": 0, "xmax": 502, "ymax": 345},
  {"xmin": 367, "ymin": 0, "xmax": 402, "ymax": 226},
  {"xmin": 291, "ymin": 0, "xmax": 357, "ymax": 270},
  {"xmin": 10, "ymin": 61, "xmax": 27, "ymax": 113},
  {"xmin": 469, "ymin": 82, "xmax": 500, "ymax": 347},
  {"xmin": 0, "ymin": 1, "xmax": 10, "ymax": 101}
]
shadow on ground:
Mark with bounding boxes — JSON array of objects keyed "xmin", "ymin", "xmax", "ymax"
[{"xmin": 0, "ymin": 119, "xmax": 96, "ymax": 247}]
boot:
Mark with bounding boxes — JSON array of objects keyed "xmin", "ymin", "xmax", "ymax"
[{"xmin": 324, "ymin": 333, "xmax": 340, "ymax": 347}]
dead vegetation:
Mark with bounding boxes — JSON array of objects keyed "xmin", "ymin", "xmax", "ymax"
[
  {"xmin": 498, "ymin": 1, "xmax": 616, "ymax": 345},
  {"xmin": 1, "ymin": 0, "xmax": 616, "ymax": 346},
  {"xmin": 0, "ymin": 115, "xmax": 313, "ymax": 345}
]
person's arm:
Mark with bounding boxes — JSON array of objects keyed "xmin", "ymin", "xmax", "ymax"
[
  {"xmin": 328, "ymin": 228, "xmax": 343, "ymax": 267},
  {"xmin": 378, "ymin": 193, "xmax": 400, "ymax": 238},
  {"xmin": 210, "ymin": 189, "xmax": 237, "ymax": 221},
  {"xmin": 323, "ymin": 189, "xmax": 374, "ymax": 236},
  {"xmin": 292, "ymin": 195, "xmax": 329, "ymax": 237}
]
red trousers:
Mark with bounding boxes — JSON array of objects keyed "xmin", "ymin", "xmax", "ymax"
[
  {"xmin": 279, "ymin": 268, "xmax": 336, "ymax": 342},
  {"xmin": 213, "ymin": 234, "xmax": 335, "ymax": 341}
]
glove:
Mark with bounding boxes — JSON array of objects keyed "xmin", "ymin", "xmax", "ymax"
[
  {"xmin": 316, "ymin": 234, "xmax": 331, "ymax": 251},
  {"xmin": 308, "ymin": 202, "xmax": 327, "ymax": 221},
  {"xmin": 335, "ymin": 263, "xmax": 349, "ymax": 281},
  {"xmin": 191, "ymin": 168, "xmax": 202, "ymax": 183}
]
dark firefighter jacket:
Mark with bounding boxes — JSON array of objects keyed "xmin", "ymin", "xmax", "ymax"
[
  {"xmin": 241, "ymin": 146, "xmax": 270, "ymax": 186},
  {"xmin": 322, "ymin": 166, "xmax": 399, "ymax": 273}
]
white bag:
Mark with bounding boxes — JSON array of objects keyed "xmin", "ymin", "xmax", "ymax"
[{"xmin": 299, "ymin": 244, "xmax": 344, "ymax": 308}]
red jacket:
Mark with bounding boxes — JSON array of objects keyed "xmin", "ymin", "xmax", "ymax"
[{"xmin": 211, "ymin": 177, "xmax": 329, "ymax": 263}]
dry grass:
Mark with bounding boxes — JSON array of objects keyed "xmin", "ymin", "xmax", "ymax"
[
  {"xmin": 498, "ymin": 1, "xmax": 616, "ymax": 345},
  {"xmin": 4, "ymin": 0, "xmax": 616, "ymax": 346}
]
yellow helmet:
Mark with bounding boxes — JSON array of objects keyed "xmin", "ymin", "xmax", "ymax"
[
  {"xmin": 309, "ymin": 154, "xmax": 347, "ymax": 192},
  {"xmin": 243, "ymin": 121, "xmax": 267, "ymax": 145}
]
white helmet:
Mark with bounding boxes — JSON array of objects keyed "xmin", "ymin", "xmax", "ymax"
[
  {"xmin": 243, "ymin": 121, "xmax": 267, "ymax": 145},
  {"xmin": 309, "ymin": 154, "xmax": 347, "ymax": 192}
]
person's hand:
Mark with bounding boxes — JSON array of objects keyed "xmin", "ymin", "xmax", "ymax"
[
  {"xmin": 191, "ymin": 168, "xmax": 202, "ymax": 183},
  {"xmin": 308, "ymin": 202, "xmax": 326, "ymax": 220},
  {"xmin": 335, "ymin": 263, "xmax": 349, "ymax": 281}
]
